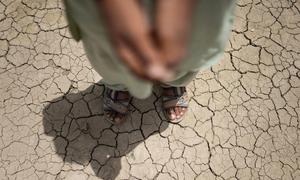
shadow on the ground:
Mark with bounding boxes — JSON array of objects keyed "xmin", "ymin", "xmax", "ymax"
[{"xmin": 42, "ymin": 81, "xmax": 169, "ymax": 179}]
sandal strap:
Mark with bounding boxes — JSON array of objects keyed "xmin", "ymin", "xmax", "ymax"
[
  {"xmin": 163, "ymin": 92, "xmax": 189, "ymax": 109},
  {"xmin": 162, "ymin": 86, "xmax": 186, "ymax": 97},
  {"xmin": 106, "ymin": 89, "xmax": 130, "ymax": 101},
  {"xmin": 104, "ymin": 89, "xmax": 131, "ymax": 114},
  {"xmin": 103, "ymin": 98, "xmax": 129, "ymax": 114},
  {"xmin": 162, "ymin": 87, "xmax": 189, "ymax": 109}
]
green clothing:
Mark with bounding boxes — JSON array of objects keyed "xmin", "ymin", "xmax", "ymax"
[{"xmin": 63, "ymin": 0, "xmax": 236, "ymax": 99}]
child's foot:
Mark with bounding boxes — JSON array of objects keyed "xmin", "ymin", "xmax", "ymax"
[
  {"xmin": 162, "ymin": 86, "xmax": 189, "ymax": 123},
  {"xmin": 103, "ymin": 88, "xmax": 132, "ymax": 125}
]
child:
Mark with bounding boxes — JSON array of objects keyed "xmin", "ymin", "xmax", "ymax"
[{"xmin": 63, "ymin": 0, "xmax": 236, "ymax": 124}]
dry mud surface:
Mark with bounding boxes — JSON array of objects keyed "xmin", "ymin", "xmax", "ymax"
[{"xmin": 0, "ymin": 0, "xmax": 300, "ymax": 179}]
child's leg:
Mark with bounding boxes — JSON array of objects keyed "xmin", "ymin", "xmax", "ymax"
[
  {"xmin": 102, "ymin": 82, "xmax": 132, "ymax": 125},
  {"xmin": 160, "ymin": 71, "xmax": 198, "ymax": 122}
]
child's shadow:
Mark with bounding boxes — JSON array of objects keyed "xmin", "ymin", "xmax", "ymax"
[{"xmin": 42, "ymin": 82, "xmax": 169, "ymax": 180}]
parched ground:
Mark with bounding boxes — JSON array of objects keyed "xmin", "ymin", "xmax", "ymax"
[{"xmin": 0, "ymin": 0, "xmax": 300, "ymax": 179}]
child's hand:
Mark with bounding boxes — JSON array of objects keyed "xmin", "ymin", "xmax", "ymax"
[
  {"xmin": 154, "ymin": 0, "xmax": 196, "ymax": 69},
  {"xmin": 98, "ymin": 0, "xmax": 174, "ymax": 82}
]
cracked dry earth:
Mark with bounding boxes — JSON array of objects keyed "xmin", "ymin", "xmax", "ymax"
[{"xmin": 0, "ymin": 0, "xmax": 300, "ymax": 180}]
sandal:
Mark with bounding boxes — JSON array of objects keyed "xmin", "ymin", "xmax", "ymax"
[
  {"xmin": 103, "ymin": 88, "xmax": 132, "ymax": 125},
  {"xmin": 162, "ymin": 86, "xmax": 189, "ymax": 123}
]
